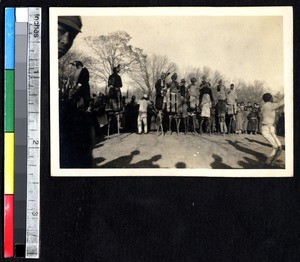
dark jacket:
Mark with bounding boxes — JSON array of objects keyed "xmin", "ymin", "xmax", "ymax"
[
  {"xmin": 200, "ymin": 82, "xmax": 214, "ymax": 102},
  {"xmin": 108, "ymin": 72, "xmax": 123, "ymax": 88},
  {"xmin": 155, "ymin": 79, "xmax": 165, "ymax": 110},
  {"xmin": 76, "ymin": 67, "xmax": 90, "ymax": 107}
]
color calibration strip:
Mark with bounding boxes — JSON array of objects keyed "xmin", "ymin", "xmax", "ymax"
[
  {"xmin": 4, "ymin": 7, "xmax": 41, "ymax": 258},
  {"xmin": 4, "ymin": 7, "xmax": 15, "ymax": 258}
]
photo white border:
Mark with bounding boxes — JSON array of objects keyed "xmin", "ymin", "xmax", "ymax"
[{"xmin": 50, "ymin": 6, "xmax": 293, "ymax": 177}]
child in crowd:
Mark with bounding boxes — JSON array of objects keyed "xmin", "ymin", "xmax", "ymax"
[
  {"xmin": 247, "ymin": 101, "xmax": 252, "ymax": 110},
  {"xmin": 137, "ymin": 94, "xmax": 151, "ymax": 134},
  {"xmin": 219, "ymin": 112, "xmax": 227, "ymax": 135},
  {"xmin": 247, "ymin": 103, "xmax": 260, "ymax": 134},
  {"xmin": 235, "ymin": 102, "xmax": 244, "ymax": 134},
  {"xmin": 260, "ymin": 93, "xmax": 284, "ymax": 166}
]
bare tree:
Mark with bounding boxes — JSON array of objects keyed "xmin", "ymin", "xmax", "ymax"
[
  {"xmin": 182, "ymin": 66, "xmax": 202, "ymax": 84},
  {"xmin": 127, "ymin": 54, "xmax": 177, "ymax": 99},
  {"xmin": 83, "ymin": 31, "xmax": 144, "ymax": 86},
  {"xmin": 59, "ymin": 50, "xmax": 85, "ymax": 83},
  {"xmin": 202, "ymin": 66, "xmax": 212, "ymax": 80},
  {"xmin": 59, "ymin": 49, "xmax": 102, "ymax": 95},
  {"xmin": 149, "ymin": 54, "xmax": 177, "ymax": 83},
  {"xmin": 209, "ymin": 70, "xmax": 225, "ymax": 88},
  {"xmin": 181, "ymin": 66, "xmax": 223, "ymax": 87},
  {"xmin": 231, "ymin": 78, "xmax": 248, "ymax": 91},
  {"xmin": 236, "ymin": 80, "xmax": 266, "ymax": 104}
]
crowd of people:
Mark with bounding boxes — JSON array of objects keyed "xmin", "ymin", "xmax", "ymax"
[
  {"xmin": 58, "ymin": 15, "xmax": 285, "ymax": 168},
  {"xmin": 82, "ymin": 73, "xmax": 284, "ymax": 138}
]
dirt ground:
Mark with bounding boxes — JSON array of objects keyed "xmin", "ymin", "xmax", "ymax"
[{"xmin": 92, "ymin": 132, "xmax": 285, "ymax": 169}]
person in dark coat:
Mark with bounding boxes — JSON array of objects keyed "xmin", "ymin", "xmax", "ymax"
[
  {"xmin": 72, "ymin": 61, "xmax": 90, "ymax": 110},
  {"xmin": 155, "ymin": 72, "xmax": 168, "ymax": 110},
  {"xmin": 179, "ymin": 79, "xmax": 187, "ymax": 98},
  {"xmin": 108, "ymin": 64, "xmax": 123, "ymax": 89},
  {"xmin": 125, "ymin": 95, "xmax": 139, "ymax": 132},
  {"xmin": 107, "ymin": 64, "xmax": 123, "ymax": 111},
  {"xmin": 199, "ymin": 77, "xmax": 214, "ymax": 104}
]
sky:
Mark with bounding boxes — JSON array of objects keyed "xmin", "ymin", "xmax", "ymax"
[{"xmin": 71, "ymin": 14, "xmax": 284, "ymax": 93}]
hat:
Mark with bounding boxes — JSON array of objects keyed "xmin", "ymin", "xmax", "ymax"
[
  {"xmin": 58, "ymin": 16, "xmax": 82, "ymax": 32},
  {"xmin": 113, "ymin": 64, "xmax": 121, "ymax": 71},
  {"xmin": 143, "ymin": 94, "xmax": 148, "ymax": 99},
  {"xmin": 75, "ymin": 61, "xmax": 83, "ymax": 67},
  {"xmin": 180, "ymin": 79, "xmax": 186, "ymax": 83}
]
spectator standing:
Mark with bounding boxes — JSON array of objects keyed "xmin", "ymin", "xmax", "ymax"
[
  {"xmin": 137, "ymin": 94, "xmax": 151, "ymax": 134},
  {"xmin": 226, "ymin": 84, "xmax": 237, "ymax": 133},
  {"xmin": 235, "ymin": 102, "xmax": 244, "ymax": 134},
  {"xmin": 247, "ymin": 103, "xmax": 260, "ymax": 134},
  {"xmin": 216, "ymin": 79, "xmax": 227, "ymax": 134},
  {"xmin": 125, "ymin": 95, "xmax": 139, "ymax": 132},
  {"xmin": 243, "ymin": 104, "xmax": 250, "ymax": 134}
]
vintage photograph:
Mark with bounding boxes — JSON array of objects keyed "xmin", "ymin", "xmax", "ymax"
[{"xmin": 50, "ymin": 7, "xmax": 293, "ymax": 177}]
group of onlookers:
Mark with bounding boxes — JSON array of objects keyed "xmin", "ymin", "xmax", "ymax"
[{"xmin": 86, "ymin": 75, "xmax": 284, "ymax": 138}]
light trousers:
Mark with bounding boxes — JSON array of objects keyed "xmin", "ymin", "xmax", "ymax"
[
  {"xmin": 138, "ymin": 112, "xmax": 148, "ymax": 133},
  {"xmin": 261, "ymin": 125, "xmax": 281, "ymax": 149}
]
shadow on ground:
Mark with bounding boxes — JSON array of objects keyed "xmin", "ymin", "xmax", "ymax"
[
  {"xmin": 226, "ymin": 140, "xmax": 284, "ymax": 169},
  {"xmin": 244, "ymin": 137, "xmax": 271, "ymax": 148},
  {"xmin": 98, "ymin": 150, "xmax": 140, "ymax": 168},
  {"xmin": 130, "ymin": 155, "xmax": 162, "ymax": 168},
  {"xmin": 175, "ymin": 162, "xmax": 187, "ymax": 168},
  {"xmin": 93, "ymin": 157, "xmax": 106, "ymax": 166},
  {"xmin": 95, "ymin": 150, "xmax": 161, "ymax": 168},
  {"xmin": 210, "ymin": 154, "xmax": 232, "ymax": 169},
  {"xmin": 245, "ymin": 137, "xmax": 286, "ymax": 151}
]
